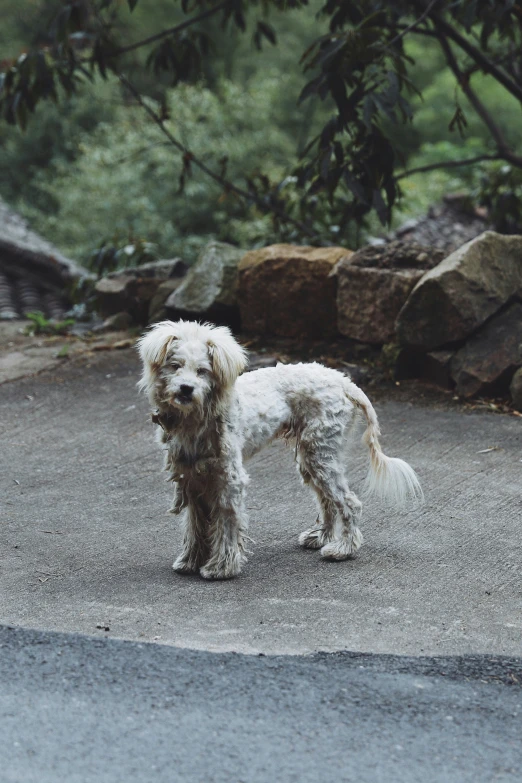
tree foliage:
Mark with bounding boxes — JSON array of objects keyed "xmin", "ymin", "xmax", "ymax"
[
  {"xmin": 10, "ymin": 76, "xmax": 331, "ymax": 262},
  {"xmin": 1, "ymin": 0, "xmax": 522, "ymax": 240}
]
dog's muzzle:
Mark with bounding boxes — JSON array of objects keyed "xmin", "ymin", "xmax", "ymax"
[{"xmin": 176, "ymin": 384, "xmax": 194, "ymax": 405}]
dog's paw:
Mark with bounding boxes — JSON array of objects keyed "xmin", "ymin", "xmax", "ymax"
[
  {"xmin": 172, "ymin": 555, "xmax": 199, "ymax": 574},
  {"xmin": 199, "ymin": 551, "xmax": 246, "ymax": 580},
  {"xmin": 199, "ymin": 564, "xmax": 237, "ymax": 580},
  {"xmin": 320, "ymin": 528, "xmax": 364, "ymax": 561},
  {"xmin": 299, "ymin": 528, "xmax": 330, "ymax": 549}
]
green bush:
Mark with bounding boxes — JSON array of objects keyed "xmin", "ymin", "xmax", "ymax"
[
  {"xmin": 0, "ymin": 77, "xmax": 118, "ymax": 209},
  {"xmin": 8, "ymin": 75, "xmax": 330, "ymax": 264},
  {"xmin": 2, "ymin": 1, "xmax": 522, "ymax": 265}
]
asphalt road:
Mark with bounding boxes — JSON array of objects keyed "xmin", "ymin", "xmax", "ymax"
[
  {"xmin": 1, "ymin": 347, "xmax": 521, "ymax": 782},
  {"xmin": 1, "ymin": 348, "xmax": 521, "ymax": 655},
  {"xmin": 1, "ymin": 625, "xmax": 521, "ymax": 783}
]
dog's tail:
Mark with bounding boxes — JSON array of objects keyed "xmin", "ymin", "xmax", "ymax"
[{"xmin": 343, "ymin": 379, "xmax": 423, "ymax": 508}]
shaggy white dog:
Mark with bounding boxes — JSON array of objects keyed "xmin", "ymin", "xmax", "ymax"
[{"xmin": 138, "ymin": 320, "xmax": 422, "ymax": 580}]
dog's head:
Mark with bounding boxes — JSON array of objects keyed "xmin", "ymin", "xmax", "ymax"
[{"xmin": 137, "ymin": 320, "xmax": 247, "ymax": 415}]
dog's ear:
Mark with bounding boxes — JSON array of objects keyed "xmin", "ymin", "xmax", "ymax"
[
  {"xmin": 137, "ymin": 321, "xmax": 178, "ymax": 393},
  {"xmin": 137, "ymin": 321, "xmax": 179, "ymax": 368},
  {"xmin": 207, "ymin": 326, "xmax": 247, "ymax": 389}
]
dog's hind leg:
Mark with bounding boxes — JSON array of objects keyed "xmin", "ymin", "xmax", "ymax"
[
  {"xmin": 172, "ymin": 499, "xmax": 210, "ymax": 574},
  {"xmin": 318, "ymin": 479, "xmax": 364, "ymax": 560},
  {"xmin": 298, "ymin": 441, "xmax": 363, "ymax": 560},
  {"xmin": 298, "ymin": 466, "xmax": 337, "ymax": 549}
]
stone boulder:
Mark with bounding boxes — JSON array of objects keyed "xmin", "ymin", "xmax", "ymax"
[
  {"xmin": 148, "ymin": 279, "xmax": 186, "ymax": 323},
  {"xmin": 510, "ymin": 368, "xmax": 522, "ymax": 411},
  {"xmin": 165, "ymin": 241, "xmax": 244, "ymax": 328},
  {"xmin": 238, "ymin": 244, "xmax": 351, "ymax": 339},
  {"xmin": 396, "ymin": 232, "xmax": 522, "ymax": 350},
  {"xmin": 336, "ymin": 241, "xmax": 443, "ymax": 344},
  {"xmin": 95, "ymin": 258, "xmax": 186, "ymax": 324},
  {"xmin": 450, "ymin": 302, "xmax": 522, "ymax": 397}
]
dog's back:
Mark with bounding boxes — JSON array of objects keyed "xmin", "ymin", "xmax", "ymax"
[
  {"xmin": 238, "ymin": 362, "xmax": 422, "ymax": 507},
  {"xmin": 236, "ymin": 362, "xmax": 355, "ymax": 459}
]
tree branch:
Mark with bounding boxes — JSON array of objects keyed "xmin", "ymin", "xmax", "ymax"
[
  {"xmin": 395, "ymin": 154, "xmax": 502, "ymax": 181},
  {"xmin": 436, "ymin": 15, "xmax": 522, "ymax": 102},
  {"xmin": 118, "ymin": 73, "xmax": 319, "ymax": 239},
  {"xmin": 437, "ymin": 35, "xmax": 507, "ymax": 150},
  {"xmin": 112, "ymin": 0, "xmax": 231, "ymax": 58},
  {"xmin": 392, "ymin": 24, "xmax": 439, "ymax": 38},
  {"xmin": 410, "ymin": 1, "xmax": 522, "ymax": 103},
  {"xmin": 385, "ymin": 0, "xmax": 441, "ymax": 51},
  {"xmin": 437, "ymin": 32, "xmax": 522, "ymax": 168}
]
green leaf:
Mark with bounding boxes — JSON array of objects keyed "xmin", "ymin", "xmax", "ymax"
[
  {"xmin": 13, "ymin": 92, "xmax": 28, "ymax": 131},
  {"xmin": 257, "ymin": 21, "xmax": 277, "ymax": 45},
  {"xmin": 298, "ymin": 75, "xmax": 324, "ymax": 104},
  {"xmin": 449, "ymin": 105, "xmax": 468, "ymax": 138},
  {"xmin": 372, "ymin": 188, "xmax": 388, "ymax": 226}
]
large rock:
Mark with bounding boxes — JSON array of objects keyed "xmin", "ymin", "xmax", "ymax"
[
  {"xmin": 450, "ymin": 302, "xmax": 522, "ymax": 397},
  {"xmin": 95, "ymin": 258, "xmax": 186, "ymax": 323},
  {"xmin": 336, "ymin": 242, "xmax": 443, "ymax": 344},
  {"xmin": 148, "ymin": 279, "xmax": 185, "ymax": 323},
  {"xmin": 165, "ymin": 241, "xmax": 244, "ymax": 327},
  {"xmin": 396, "ymin": 232, "xmax": 522, "ymax": 350},
  {"xmin": 238, "ymin": 244, "xmax": 351, "ymax": 338},
  {"xmin": 510, "ymin": 368, "xmax": 522, "ymax": 411}
]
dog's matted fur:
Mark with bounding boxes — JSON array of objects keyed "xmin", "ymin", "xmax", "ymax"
[{"xmin": 138, "ymin": 320, "xmax": 422, "ymax": 579}]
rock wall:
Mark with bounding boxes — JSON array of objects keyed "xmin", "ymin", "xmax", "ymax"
[
  {"xmin": 336, "ymin": 242, "xmax": 443, "ymax": 344},
  {"xmin": 238, "ymin": 244, "xmax": 351, "ymax": 339},
  {"xmin": 91, "ymin": 229, "xmax": 522, "ymax": 408},
  {"xmin": 396, "ymin": 232, "xmax": 522, "ymax": 349},
  {"xmin": 165, "ymin": 241, "xmax": 243, "ymax": 328},
  {"xmin": 95, "ymin": 258, "xmax": 187, "ymax": 325},
  {"xmin": 395, "ymin": 232, "xmax": 522, "ymax": 403}
]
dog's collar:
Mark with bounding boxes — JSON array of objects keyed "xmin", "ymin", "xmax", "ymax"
[{"xmin": 152, "ymin": 409, "xmax": 178, "ymax": 433}]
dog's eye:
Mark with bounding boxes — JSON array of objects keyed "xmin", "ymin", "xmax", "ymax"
[
  {"xmin": 170, "ymin": 362, "xmax": 181, "ymax": 371},
  {"xmin": 196, "ymin": 367, "xmax": 209, "ymax": 376}
]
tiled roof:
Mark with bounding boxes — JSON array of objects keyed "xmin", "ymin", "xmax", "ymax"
[
  {"xmin": 0, "ymin": 271, "xmax": 67, "ymax": 320},
  {"xmin": 0, "ymin": 198, "xmax": 90, "ymax": 321}
]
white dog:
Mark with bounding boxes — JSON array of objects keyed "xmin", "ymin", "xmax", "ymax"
[{"xmin": 137, "ymin": 320, "xmax": 422, "ymax": 580}]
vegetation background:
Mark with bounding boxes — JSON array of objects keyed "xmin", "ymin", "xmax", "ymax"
[{"xmin": 1, "ymin": 0, "xmax": 521, "ymax": 268}]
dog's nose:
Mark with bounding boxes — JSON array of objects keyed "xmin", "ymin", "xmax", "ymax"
[{"xmin": 179, "ymin": 384, "xmax": 194, "ymax": 398}]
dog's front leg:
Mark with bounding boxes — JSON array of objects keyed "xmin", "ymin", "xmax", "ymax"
[
  {"xmin": 199, "ymin": 463, "xmax": 249, "ymax": 580},
  {"xmin": 172, "ymin": 498, "xmax": 210, "ymax": 574}
]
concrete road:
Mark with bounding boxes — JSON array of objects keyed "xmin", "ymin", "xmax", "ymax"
[
  {"xmin": 1, "ymin": 624, "xmax": 521, "ymax": 783},
  {"xmin": 1, "ymin": 348, "xmax": 521, "ymax": 656}
]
